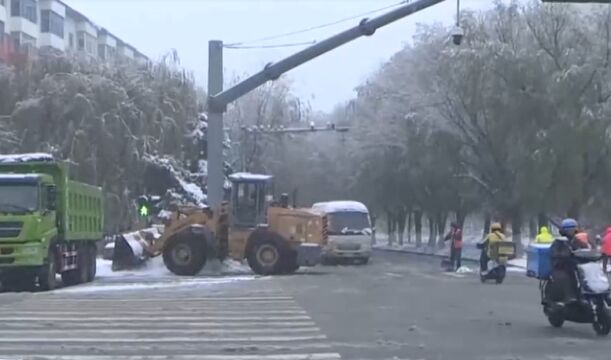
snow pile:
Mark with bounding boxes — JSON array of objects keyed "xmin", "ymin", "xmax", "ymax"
[
  {"xmin": 456, "ymin": 266, "xmax": 473, "ymax": 274},
  {"xmin": 0, "ymin": 152, "xmax": 54, "ymax": 163},
  {"xmin": 96, "ymin": 256, "xmax": 252, "ymax": 279}
]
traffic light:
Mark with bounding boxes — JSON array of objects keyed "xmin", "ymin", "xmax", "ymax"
[{"xmin": 137, "ymin": 196, "xmax": 150, "ymax": 217}]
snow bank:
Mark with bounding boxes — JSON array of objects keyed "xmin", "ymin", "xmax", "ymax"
[
  {"xmin": 56, "ymin": 274, "xmax": 258, "ymax": 294},
  {"xmin": 0, "ymin": 152, "xmax": 54, "ymax": 163},
  {"xmin": 96, "ymin": 255, "xmax": 253, "ymax": 279}
]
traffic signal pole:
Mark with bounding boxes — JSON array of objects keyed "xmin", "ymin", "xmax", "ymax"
[{"xmin": 206, "ymin": 0, "xmax": 447, "ymax": 207}]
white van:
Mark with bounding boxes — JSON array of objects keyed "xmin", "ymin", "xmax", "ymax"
[{"xmin": 311, "ymin": 201, "xmax": 373, "ymax": 264}]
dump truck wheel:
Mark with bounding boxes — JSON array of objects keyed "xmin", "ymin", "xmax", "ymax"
[
  {"xmin": 163, "ymin": 235, "xmax": 207, "ymax": 276},
  {"xmin": 39, "ymin": 248, "xmax": 58, "ymax": 291},
  {"xmin": 247, "ymin": 235, "xmax": 288, "ymax": 275},
  {"xmin": 88, "ymin": 244, "xmax": 97, "ymax": 282}
]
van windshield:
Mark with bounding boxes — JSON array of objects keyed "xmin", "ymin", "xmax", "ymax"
[
  {"xmin": 327, "ymin": 211, "xmax": 370, "ymax": 235},
  {"xmin": 0, "ymin": 184, "xmax": 39, "ymax": 213}
]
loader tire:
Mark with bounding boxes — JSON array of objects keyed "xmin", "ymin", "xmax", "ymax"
[
  {"xmin": 163, "ymin": 235, "xmax": 207, "ymax": 276},
  {"xmin": 246, "ymin": 234, "xmax": 288, "ymax": 275}
]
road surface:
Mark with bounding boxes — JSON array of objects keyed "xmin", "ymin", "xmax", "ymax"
[{"xmin": 0, "ymin": 250, "xmax": 610, "ymax": 359}]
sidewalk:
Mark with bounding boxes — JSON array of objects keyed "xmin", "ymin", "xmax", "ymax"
[{"xmin": 373, "ymin": 242, "xmax": 527, "ymax": 269}]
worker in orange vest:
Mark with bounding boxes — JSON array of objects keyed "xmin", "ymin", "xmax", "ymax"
[
  {"xmin": 574, "ymin": 228, "xmax": 591, "ymax": 249},
  {"xmin": 444, "ymin": 222, "xmax": 463, "ymax": 271}
]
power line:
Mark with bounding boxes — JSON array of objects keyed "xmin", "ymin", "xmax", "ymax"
[
  {"xmin": 224, "ymin": 0, "xmax": 409, "ymax": 47},
  {"xmin": 224, "ymin": 40, "xmax": 317, "ymax": 50}
]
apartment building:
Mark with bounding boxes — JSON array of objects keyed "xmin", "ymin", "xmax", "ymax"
[{"xmin": 0, "ymin": 0, "xmax": 148, "ymax": 64}]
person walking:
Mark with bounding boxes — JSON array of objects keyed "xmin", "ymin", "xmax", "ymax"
[{"xmin": 444, "ymin": 222, "xmax": 463, "ymax": 271}]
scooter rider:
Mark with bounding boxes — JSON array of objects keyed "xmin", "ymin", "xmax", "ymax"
[
  {"xmin": 479, "ymin": 222, "xmax": 505, "ymax": 273},
  {"xmin": 549, "ymin": 218, "xmax": 588, "ymax": 302}
]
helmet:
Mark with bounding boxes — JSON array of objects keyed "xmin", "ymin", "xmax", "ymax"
[
  {"xmin": 491, "ymin": 222, "xmax": 502, "ymax": 231},
  {"xmin": 561, "ymin": 218, "xmax": 578, "ymax": 231}
]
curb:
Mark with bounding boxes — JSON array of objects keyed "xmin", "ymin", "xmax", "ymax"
[{"xmin": 373, "ymin": 246, "xmax": 526, "ymax": 269}]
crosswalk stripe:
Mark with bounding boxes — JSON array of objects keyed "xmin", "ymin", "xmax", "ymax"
[
  {"xmin": 2, "ymin": 309, "xmax": 308, "ymax": 315},
  {"xmin": 0, "ymin": 315, "xmax": 311, "ymax": 321},
  {"xmin": 0, "ymin": 354, "xmax": 343, "ymax": 360},
  {"xmin": 0, "ymin": 321, "xmax": 317, "ymax": 328},
  {"xmin": 0, "ymin": 327, "xmax": 322, "ymax": 335},
  {"xmin": 0, "ymin": 334, "xmax": 328, "ymax": 342},
  {"xmin": 27, "ymin": 296, "xmax": 295, "ymax": 302}
]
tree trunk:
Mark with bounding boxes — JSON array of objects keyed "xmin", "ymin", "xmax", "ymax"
[
  {"xmin": 427, "ymin": 216, "xmax": 437, "ymax": 248},
  {"xmin": 529, "ymin": 218, "xmax": 537, "ymax": 239},
  {"xmin": 567, "ymin": 200, "xmax": 580, "ymax": 220},
  {"xmin": 407, "ymin": 211, "xmax": 412, "ymax": 244},
  {"xmin": 436, "ymin": 212, "xmax": 448, "ymax": 248},
  {"xmin": 397, "ymin": 208, "xmax": 407, "ymax": 246},
  {"xmin": 483, "ymin": 212, "xmax": 491, "ymax": 239},
  {"xmin": 386, "ymin": 211, "xmax": 397, "ymax": 245},
  {"xmin": 456, "ymin": 210, "xmax": 467, "ymax": 229},
  {"xmin": 511, "ymin": 209, "xmax": 524, "ymax": 257},
  {"xmin": 415, "ymin": 209, "xmax": 423, "ymax": 247},
  {"xmin": 537, "ymin": 212, "xmax": 548, "ymax": 231}
]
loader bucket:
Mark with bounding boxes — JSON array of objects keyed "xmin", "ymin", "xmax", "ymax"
[{"xmin": 111, "ymin": 234, "xmax": 146, "ymax": 271}]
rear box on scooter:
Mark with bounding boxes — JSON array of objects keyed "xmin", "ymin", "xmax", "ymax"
[{"xmin": 527, "ymin": 244, "xmax": 552, "ymax": 279}]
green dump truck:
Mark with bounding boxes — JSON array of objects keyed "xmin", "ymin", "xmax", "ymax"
[{"xmin": 0, "ymin": 153, "xmax": 103, "ymax": 291}]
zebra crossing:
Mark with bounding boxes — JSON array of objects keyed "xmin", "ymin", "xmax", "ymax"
[{"xmin": 0, "ymin": 293, "xmax": 342, "ymax": 360}]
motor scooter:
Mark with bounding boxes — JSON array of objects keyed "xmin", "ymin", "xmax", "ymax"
[{"xmin": 541, "ymin": 249, "xmax": 611, "ymax": 335}]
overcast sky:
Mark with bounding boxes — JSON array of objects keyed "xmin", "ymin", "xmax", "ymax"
[{"xmin": 64, "ymin": 0, "xmax": 499, "ymax": 112}]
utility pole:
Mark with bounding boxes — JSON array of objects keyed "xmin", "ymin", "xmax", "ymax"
[{"xmin": 206, "ymin": 0, "xmax": 449, "ymax": 207}]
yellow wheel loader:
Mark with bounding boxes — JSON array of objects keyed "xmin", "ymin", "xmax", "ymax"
[{"xmin": 113, "ymin": 173, "xmax": 327, "ymax": 276}]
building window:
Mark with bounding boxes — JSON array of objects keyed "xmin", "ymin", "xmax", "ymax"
[
  {"xmin": 69, "ymin": 33, "xmax": 74, "ymax": 47},
  {"xmin": 41, "ymin": 10, "xmax": 64, "ymax": 38},
  {"xmin": 77, "ymin": 31, "xmax": 97, "ymax": 56},
  {"xmin": 11, "ymin": 31, "xmax": 35, "ymax": 50},
  {"xmin": 11, "ymin": 0, "xmax": 37, "ymax": 23},
  {"xmin": 77, "ymin": 32, "xmax": 84, "ymax": 50},
  {"xmin": 0, "ymin": 21, "xmax": 4, "ymax": 42},
  {"xmin": 98, "ymin": 44, "xmax": 105, "ymax": 60}
]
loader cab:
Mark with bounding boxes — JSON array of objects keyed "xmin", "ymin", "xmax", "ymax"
[{"xmin": 228, "ymin": 173, "xmax": 274, "ymax": 228}]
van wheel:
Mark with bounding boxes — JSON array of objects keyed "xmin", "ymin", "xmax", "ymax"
[
  {"xmin": 163, "ymin": 235, "xmax": 207, "ymax": 276},
  {"xmin": 247, "ymin": 237, "xmax": 284, "ymax": 275},
  {"xmin": 39, "ymin": 248, "xmax": 58, "ymax": 291}
]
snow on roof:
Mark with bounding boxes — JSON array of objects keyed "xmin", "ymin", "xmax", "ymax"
[
  {"xmin": 0, "ymin": 153, "xmax": 54, "ymax": 164},
  {"xmin": 312, "ymin": 201, "xmax": 369, "ymax": 214},
  {"xmin": 0, "ymin": 174, "xmax": 41, "ymax": 180},
  {"xmin": 228, "ymin": 172, "xmax": 273, "ymax": 181}
]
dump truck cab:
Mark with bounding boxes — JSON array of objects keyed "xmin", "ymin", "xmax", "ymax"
[{"xmin": 0, "ymin": 172, "xmax": 57, "ymax": 267}]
